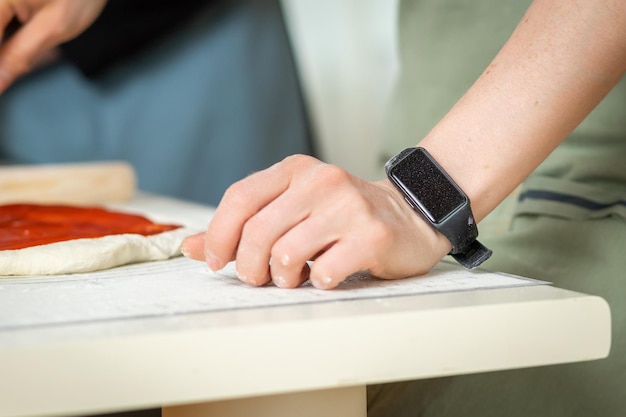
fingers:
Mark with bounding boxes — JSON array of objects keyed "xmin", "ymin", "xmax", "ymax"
[
  {"xmin": 0, "ymin": 8, "xmax": 56, "ymax": 91},
  {"xmin": 183, "ymin": 156, "xmax": 319, "ymax": 280},
  {"xmin": 271, "ymin": 262, "xmax": 311, "ymax": 289},
  {"xmin": 0, "ymin": 4, "xmax": 16, "ymax": 88},
  {"xmin": 309, "ymin": 240, "xmax": 371, "ymax": 290},
  {"xmin": 0, "ymin": 4, "xmax": 15, "ymax": 42},
  {"xmin": 181, "ymin": 232, "xmax": 205, "ymax": 261},
  {"xmin": 202, "ymin": 156, "xmax": 397, "ymax": 289},
  {"xmin": 204, "ymin": 155, "xmax": 314, "ymax": 271},
  {"xmin": 233, "ymin": 186, "xmax": 311, "ymax": 286},
  {"xmin": 260, "ymin": 173, "xmax": 392, "ymax": 289},
  {"xmin": 192, "ymin": 156, "xmax": 443, "ymax": 290},
  {"xmin": 270, "ymin": 213, "xmax": 391, "ymax": 289},
  {"xmin": 267, "ymin": 215, "xmax": 334, "ymax": 289},
  {"xmin": 0, "ymin": 0, "xmax": 106, "ymax": 93}
]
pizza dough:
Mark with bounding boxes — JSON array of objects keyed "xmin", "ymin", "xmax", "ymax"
[
  {"xmin": 0, "ymin": 203, "xmax": 200, "ymax": 276},
  {"xmin": 0, "ymin": 226, "xmax": 194, "ymax": 276}
]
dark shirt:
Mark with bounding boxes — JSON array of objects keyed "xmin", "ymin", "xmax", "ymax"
[{"xmin": 59, "ymin": 0, "xmax": 222, "ymax": 77}]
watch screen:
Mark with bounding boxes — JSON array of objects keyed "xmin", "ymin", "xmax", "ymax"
[{"xmin": 389, "ymin": 148, "xmax": 466, "ymax": 224}]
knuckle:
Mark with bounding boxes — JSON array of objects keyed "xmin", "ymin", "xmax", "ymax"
[
  {"xmin": 281, "ymin": 154, "xmax": 326, "ymax": 177},
  {"xmin": 242, "ymin": 213, "xmax": 270, "ymax": 238},
  {"xmin": 270, "ymin": 242, "xmax": 292, "ymax": 266},
  {"xmin": 316, "ymin": 164, "xmax": 351, "ymax": 186},
  {"xmin": 282, "ymin": 153, "xmax": 316, "ymax": 168},
  {"xmin": 222, "ymin": 181, "xmax": 252, "ymax": 210}
]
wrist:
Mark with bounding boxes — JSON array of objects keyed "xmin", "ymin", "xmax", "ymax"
[
  {"xmin": 385, "ymin": 147, "xmax": 492, "ymax": 268},
  {"xmin": 378, "ymin": 178, "xmax": 453, "ymax": 264}
]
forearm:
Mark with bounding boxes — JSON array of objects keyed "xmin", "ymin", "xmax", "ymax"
[
  {"xmin": 419, "ymin": 0, "xmax": 626, "ymax": 221},
  {"xmin": 184, "ymin": 0, "xmax": 626, "ymax": 287}
]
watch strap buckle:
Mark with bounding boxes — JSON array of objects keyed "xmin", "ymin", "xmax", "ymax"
[{"xmin": 450, "ymin": 240, "xmax": 493, "ymax": 269}]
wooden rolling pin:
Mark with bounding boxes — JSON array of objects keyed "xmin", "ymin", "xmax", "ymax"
[{"xmin": 0, "ymin": 161, "xmax": 136, "ymax": 204}]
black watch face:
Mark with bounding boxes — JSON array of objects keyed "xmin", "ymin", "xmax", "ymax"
[{"xmin": 388, "ymin": 148, "xmax": 467, "ymax": 224}]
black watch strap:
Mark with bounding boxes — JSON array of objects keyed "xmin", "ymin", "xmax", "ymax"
[
  {"xmin": 451, "ymin": 240, "xmax": 493, "ymax": 269},
  {"xmin": 438, "ymin": 203, "xmax": 492, "ymax": 268},
  {"xmin": 385, "ymin": 147, "xmax": 492, "ymax": 269},
  {"xmin": 441, "ymin": 203, "xmax": 478, "ymax": 254}
]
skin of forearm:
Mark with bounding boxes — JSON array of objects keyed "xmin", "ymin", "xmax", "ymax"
[{"xmin": 418, "ymin": 0, "xmax": 626, "ymax": 222}]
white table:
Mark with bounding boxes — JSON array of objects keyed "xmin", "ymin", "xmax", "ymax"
[{"xmin": 0, "ymin": 196, "xmax": 611, "ymax": 417}]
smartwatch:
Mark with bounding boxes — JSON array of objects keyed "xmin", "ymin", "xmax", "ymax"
[{"xmin": 385, "ymin": 147, "xmax": 492, "ymax": 269}]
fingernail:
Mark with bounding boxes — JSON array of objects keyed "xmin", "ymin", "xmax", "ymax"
[
  {"xmin": 274, "ymin": 275, "xmax": 288, "ymax": 288},
  {"xmin": 204, "ymin": 249, "xmax": 221, "ymax": 271},
  {"xmin": 312, "ymin": 275, "xmax": 334, "ymax": 290},
  {"xmin": 180, "ymin": 242, "xmax": 190, "ymax": 257},
  {"xmin": 240, "ymin": 274, "xmax": 258, "ymax": 286},
  {"xmin": 180, "ymin": 238, "xmax": 199, "ymax": 260},
  {"xmin": 234, "ymin": 267, "xmax": 253, "ymax": 285}
]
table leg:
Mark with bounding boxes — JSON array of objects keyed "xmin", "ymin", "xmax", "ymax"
[{"xmin": 162, "ymin": 385, "xmax": 366, "ymax": 417}]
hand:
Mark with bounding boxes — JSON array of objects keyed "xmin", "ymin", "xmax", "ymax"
[
  {"xmin": 182, "ymin": 155, "xmax": 452, "ymax": 289},
  {"xmin": 0, "ymin": 0, "xmax": 107, "ymax": 93}
]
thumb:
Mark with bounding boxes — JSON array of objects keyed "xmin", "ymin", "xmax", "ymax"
[{"xmin": 181, "ymin": 232, "xmax": 206, "ymax": 261}]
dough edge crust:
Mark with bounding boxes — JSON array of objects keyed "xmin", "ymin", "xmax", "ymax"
[{"xmin": 0, "ymin": 227, "xmax": 196, "ymax": 276}]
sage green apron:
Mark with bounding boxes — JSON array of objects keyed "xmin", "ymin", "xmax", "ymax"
[{"xmin": 370, "ymin": 1, "xmax": 626, "ymax": 416}]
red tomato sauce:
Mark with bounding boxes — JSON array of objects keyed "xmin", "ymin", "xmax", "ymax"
[{"xmin": 0, "ymin": 204, "xmax": 181, "ymax": 250}]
